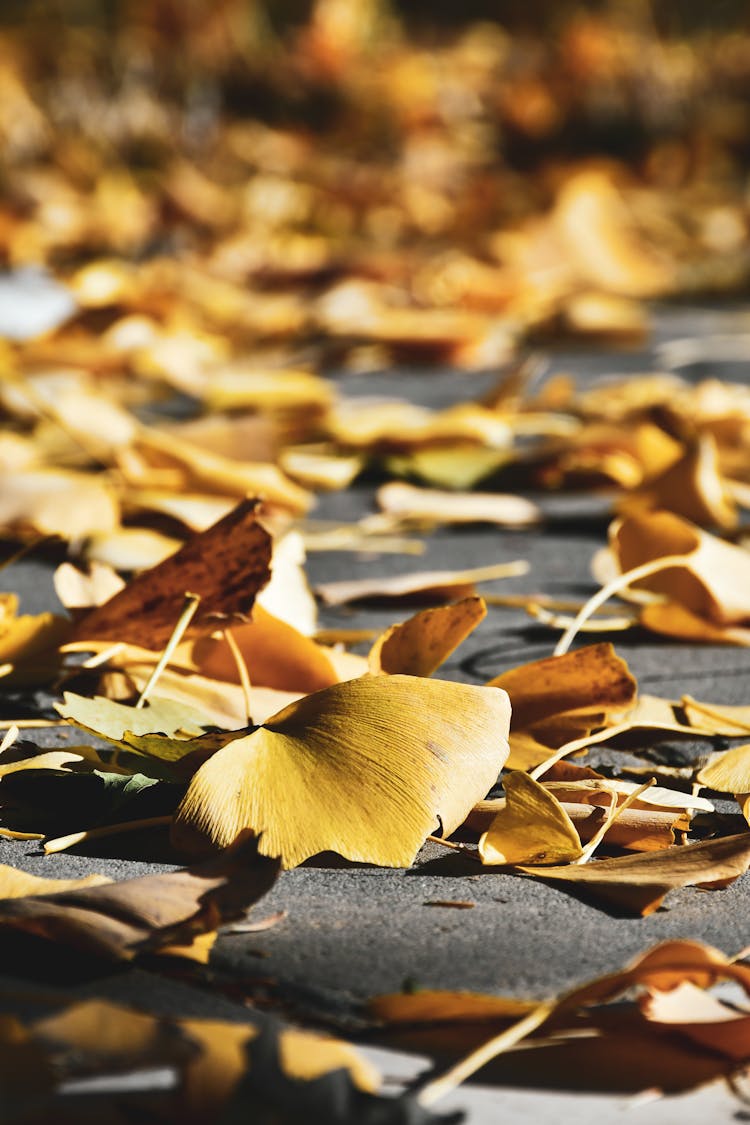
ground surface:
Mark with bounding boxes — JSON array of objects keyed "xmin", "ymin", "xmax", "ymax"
[{"xmin": 3, "ymin": 302, "xmax": 750, "ymax": 1121}]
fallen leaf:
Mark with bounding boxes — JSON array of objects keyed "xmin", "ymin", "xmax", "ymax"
[
  {"xmin": 553, "ymin": 169, "xmax": 673, "ymax": 298},
  {"xmin": 202, "ymin": 366, "xmax": 334, "ymax": 415},
  {"xmin": 639, "ymin": 601, "xmax": 750, "ymax": 646},
  {"xmin": 54, "ymin": 560, "xmax": 125, "ymax": 609},
  {"xmin": 134, "ymin": 427, "xmax": 312, "ymax": 514},
  {"xmin": 478, "ymin": 772, "xmax": 583, "ymax": 865},
  {"xmin": 67, "ymin": 498, "xmax": 273, "ymax": 649},
  {"xmin": 186, "ymin": 605, "xmax": 341, "ymax": 693},
  {"xmin": 280, "ymin": 444, "xmax": 365, "ymax": 490},
  {"xmin": 698, "ymin": 743, "xmax": 750, "ymax": 803},
  {"xmin": 316, "ymin": 560, "xmax": 528, "ymax": 606},
  {"xmin": 56, "ymin": 691, "xmax": 242, "ymax": 766},
  {"xmin": 488, "ymin": 642, "xmax": 636, "ymax": 732},
  {"xmin": 0, "ymin": 468, "xmax": 119, "ymax": 541},
  {"xmin": 618, "ymin": 434, "xmax": 738, "ymax": 530},
  {"xmin": 683, "ymin": 696, "xmax": 750, "ymax": 736},
  {"xmin": 611, "ymin": 510, "xmax": 750, "ymax": 627},
  {"xmin": 83, "ymin": 526, "xmax": 182, "ymax": 572},
  {"xmin": 0, "ymin": 838, "xmax": 279, "ymax": 959},
  {"xmin": 0, "ymin": 595, "xmax": 69, "ymax": 686},
  {"xmin": 376, "ymin": 481, "xmax": 540, "ymax": 528},
  {"xmin": 369, "ymin": 940, "xmax": 750, "ymax": 1096},
  {"xmin": 468, "ymin": 797, "xmax": 684, "ymax": 852},
  {"xmin": 0, "ymin": 865, "xmax": 111, "ymax": 898},
  {"xmin": 517, "ymin": 832, "xmax": 750, "ymax": 914},
  {"xmin": 384, "ymin": 445, "xmax": 510, "ymax": 490},
  {"xmin": 368, "ymin": 597, "xmax": 486, "ymax": 676},
  {"xmin": 172, "ymin": 674, "xmax": 510, "ymax": 867},
  {"xmin": 640, "ymin": 980, "xmax": 750, "ymax": 1060}
]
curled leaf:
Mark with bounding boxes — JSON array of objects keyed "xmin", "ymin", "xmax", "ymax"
[
  {"xmin": 0, "ymin": 839, "xmax": 279, "ymax": 959},
  {"xmin": 316, "ymin": 561, "xmax": 528, "ymax": 607},
  {"xmin": 478, "ymin": 772, "xmax": 583, "ymax": 866},
  {"xmin": 488, "ymin": 642, "xmax": 637, "ymax": 734},
  {"xmin": 376, "ymin": 481, "xmax": 540, "ymax": 528},
  {"xmin": 517, "ymin": 832, "xmax": 750, "ymax": 915},
  {"xmin": 368, "ymin": 597, "xmax": 486, "ymax": 676}
]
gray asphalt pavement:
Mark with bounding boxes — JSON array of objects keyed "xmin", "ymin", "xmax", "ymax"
[{"xmin": 2, "ymin": 302, "xmax": 750, "ymax": 1122}]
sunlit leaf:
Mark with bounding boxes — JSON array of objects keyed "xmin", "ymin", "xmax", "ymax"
[
  {"xmin": 478, "ymin": 772, "xmax": 583, "ymax": 866},
  {"xmin": 173, "ymin": 675, "xmax": 510, "ymax": 868},
  {"xmin": 369, "ymin": 597, "xmax": 486, "ymax": 676}
]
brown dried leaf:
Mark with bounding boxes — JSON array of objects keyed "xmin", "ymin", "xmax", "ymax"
[
  {"xmin": 68, "ymin": 498, "xmax": 272, "ymax": 649},
  {"xmin": 0, "ymin": 839, "xmax": 279, "ymax": 959},
  {"xmin": 518, "ymin": 833, "xmax": 750, "ymax": 914},
  {"xmin": 488, "ymin": 642, "xmax": 637, "ymax": 733}
]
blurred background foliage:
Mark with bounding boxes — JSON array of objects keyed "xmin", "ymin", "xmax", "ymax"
[{"xmin": 1, "ymin": 0, "xmax": 749, "ymax": 363}]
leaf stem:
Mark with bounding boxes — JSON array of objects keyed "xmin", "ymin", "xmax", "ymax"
[
  {"xmin": 575, "ymin": 778, "xmax": 656, "ymax": 863},
  {"xmin": 553, "ymin": 554, "xmax": 690, "ymax": 656},
  {"xmin": 416, "ymin": 1001, "xmax": 553, "ymax": 1107},
  {"xmin": 223, "ymin": 627, "xmax": 253, "ymax": 725},
  {"xmin": 135, "ymin": 592, "xmax": 201, "ymax": 709},
  {"xmin": 44, "ymin": 815, "xmax": 173, "ymax": 854},
  {"xmin": 528, "ymin": 722, "xmax": 633, "ymax": 781}
]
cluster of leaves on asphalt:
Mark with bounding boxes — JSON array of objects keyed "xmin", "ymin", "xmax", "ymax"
[{"xmin": 3, "ymin": 2, "xmax": 750, "ymax": 1119}]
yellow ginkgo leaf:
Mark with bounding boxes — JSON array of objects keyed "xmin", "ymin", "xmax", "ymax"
[
  {"xmin": 368, "ymin": 597, "xmax": 486, "ymax": 677},
  {"xmin": 611, "ymin": 511, "xmax": 750, "ymax": 627},
  {"xmin": 0, "ymin": 603, "xmax": 69, "ymax": 687},
  {"xmin": 172, "ymin": 675, "xmax": 511, "ymax": 868},
  {"xmin": 478, "ymin": 771, "xmax": 583, "ymax": 866},
  {"xmin": 682, "ymin": 696, "xmax": 750, "ymax": 736},
  {"xmin": 384, "ymin": 446, "xmax": 509, "ymax": 490},
  {"xmin": 618, "ymin": 434, "xmax": 737, "ymax": 530},
  {"xmin": 186, "ymin": 605, "xmax": 340, "ymax": 694},
  {"xmin": 697, "ymin": 744, "xmax": 750, "ymax": 795}
]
